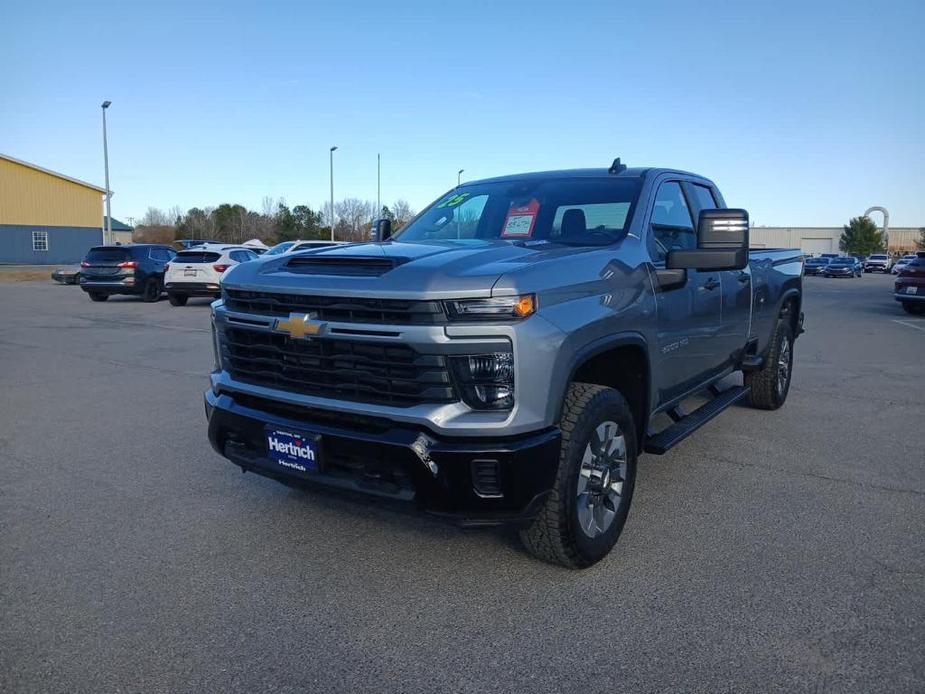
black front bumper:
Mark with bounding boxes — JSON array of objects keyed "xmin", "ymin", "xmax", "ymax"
[{"xmin": 204, "ymin": 389, "xmax": 561, "ymax": 526}]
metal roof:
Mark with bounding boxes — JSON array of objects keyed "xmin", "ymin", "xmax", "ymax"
[{"xmin": 0, "ymin": 152, "xmax": 109, "ymax": 194}]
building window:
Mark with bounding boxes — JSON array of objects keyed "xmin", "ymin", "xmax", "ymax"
[{"xmin": 32, "ymin": 230, "xmax": 49, "ymax": 251}]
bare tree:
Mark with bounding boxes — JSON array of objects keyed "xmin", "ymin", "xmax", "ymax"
[
  {"xmin": 335, "ymin": 198, "xmax": 375, "ymax": 241},
  {"xmin": 140, "ymin": 207, "xmax": 170, "ymax": 227},
  {"xmin": 391, "ymin": 199, "xmax": 415, "ymax": 229}
]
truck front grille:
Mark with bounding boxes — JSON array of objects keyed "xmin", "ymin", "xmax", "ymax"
[
  {"xmin": 223, "ymin": 328, "xmax": 456, "ymax": 407},
  {"xmin": 223, "ymin": 289, "xmax": 446, "ymax": 325}
]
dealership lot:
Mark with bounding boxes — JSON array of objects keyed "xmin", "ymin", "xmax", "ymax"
[{"xmin": 1, "ymin": 275, "xmax": 922, "ymax": 693}]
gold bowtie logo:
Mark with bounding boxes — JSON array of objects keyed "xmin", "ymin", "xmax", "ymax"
[{"xmin": 276, "ymin": 313, "xmax": 326, "ymax": 339}]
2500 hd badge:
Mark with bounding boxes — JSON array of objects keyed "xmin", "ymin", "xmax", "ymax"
[{"xmin": 205, "ymin": 158, "xmax": 804, "ymax": 568}]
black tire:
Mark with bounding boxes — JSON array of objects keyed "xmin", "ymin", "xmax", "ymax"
[
  {"xmin": 141, "ymin": 278, "xmax": 160, "ymax": 303},
  {"xmin": 902, "ymin": 302, "xmax": 925, "ymax": 315},
  {"xmin": 519, "ymin": 383, "xmax": 638, "ymax": 569},
  {"xmin": 88, "ymin": 292, "xmax": 108, "ymax": 302},
  {"xmin": 168, "ymin": 293, "xmax": 188, "ymax": 306},
  {"xmin": 745, "ymin": 318, "xmax": 794, "ymax": 410}
]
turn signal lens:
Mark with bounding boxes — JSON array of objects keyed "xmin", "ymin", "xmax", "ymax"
[{"xmin": 513, "ymin": 295, "xmax": 536, "ymax": 318}]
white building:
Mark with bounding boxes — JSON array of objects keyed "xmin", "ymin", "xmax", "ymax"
[{"xmin": 750, "ymin": 227, "xmax": 921, "ymax": 255}]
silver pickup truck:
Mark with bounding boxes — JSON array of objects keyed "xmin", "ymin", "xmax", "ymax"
[{"xmin": 204, "ymin": 161, "xmax": 804, "ymax": 568}]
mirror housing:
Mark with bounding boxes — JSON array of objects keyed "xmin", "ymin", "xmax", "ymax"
[
  {"xmin": 374, "ymin": 218, "xmax": 393, "ymax": 242},
  {"xmin": 667, "ymin": 208, "xmax": 749, "ymax": 271}
]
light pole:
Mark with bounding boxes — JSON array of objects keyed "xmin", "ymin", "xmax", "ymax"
[
  {"xmin": 101, "ymin": 101, "xmax": 112, "ymax": 245},
  {"xmin": 377, "ymin": 153, "xmax": 381, "ymax": 219},
  {"xmin": 457, "ymin": 169, "xmax": 464, "ymax": 187},
  {"xmin": 329, "ymin": 146, "xmax": 337, "ymax": 241}
]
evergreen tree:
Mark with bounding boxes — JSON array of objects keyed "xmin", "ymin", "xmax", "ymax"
[{"xmin": 839, "ymin": 217, "xmax": 886, "ymax": 256}]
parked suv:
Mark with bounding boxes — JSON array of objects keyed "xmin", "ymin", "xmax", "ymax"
[
  {"xmin": 895, "ymin": 252, "xmax": 925, "ymax": 315},
  {"xmin": 823, "ymin": 256, "xmax": 862, "ymax": 278},
  {"xmin": 164, "ymin": 244, "xmax": 259, "ymax": 306},
  {"xmin": 864, "ymin": 254, "xmax": 892, "ymax": 273},
  {"xmin": 80, "ymin": 244, "xmax": 176, "ymax": 302}
]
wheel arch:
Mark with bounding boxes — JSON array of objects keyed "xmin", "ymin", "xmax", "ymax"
[{"xmin": 557, "ymin": 333, "xmax": 651, "ymax": 443}]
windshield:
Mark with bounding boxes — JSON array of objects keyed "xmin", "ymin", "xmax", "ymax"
[
  {"xmin": 395, "ymin": 178, "xmax": 642, "ymax": 246},
  {"xmin": 870, "ymin": 255, "xmax": 887, "ymax": 260},
  {"xmin": 808, "ymin": 258, "xmax": 829, "ymax": 264},
  {"xmin": 265, "ymin": 242, "xmax": 296, "ymax": 256},
  {"xmin": 830, "ymin": 258, "xmax": 852, "ymax": 265}
]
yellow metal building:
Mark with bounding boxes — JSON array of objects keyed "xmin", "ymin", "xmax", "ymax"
[{"xmin": 0, "ymin": 153, "xmax": 107, "ymax": 264}]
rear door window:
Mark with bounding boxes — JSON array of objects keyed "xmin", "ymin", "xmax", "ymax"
[{"xmin": 175, "ymin": 251, "xmax": 221, "ymax": 263}]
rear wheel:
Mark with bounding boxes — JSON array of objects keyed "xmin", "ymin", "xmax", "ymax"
[
  {"xmin": 746, "ymin": 318, "xmax": 794, "ymax": 410},
  {"xmin": 141, "ymin": 278, "xmax": 160, "ymax": 302},
  {"xmin": 519, "ymin": 383, "xmax": 638, "ymax": 569},
  {"xmin": 88, "ymin": 292, "xmax": 108, "ymax": 302},
  {"xmin": 168, "ymin": 293, "xmax": 188, "ymax": 306}
]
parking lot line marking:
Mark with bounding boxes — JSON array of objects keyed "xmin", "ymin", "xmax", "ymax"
[{"xmin": 892, "ymin": 319, "xmax": 925, "ymax": 332}]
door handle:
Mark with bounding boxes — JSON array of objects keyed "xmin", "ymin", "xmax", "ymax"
[{"xmin": 704, "ymin": 278, "xmax": 720, "ymax": 291}]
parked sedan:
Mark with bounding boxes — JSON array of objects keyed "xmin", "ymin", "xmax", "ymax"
[
  {"xmin": 891, "ymin": 255, "xmax": 918, "ymax": 275},
  {"xmin": 80, "ymin": 244, "xmax": 177, "ymax": 302},
  {"xmin": 823, "ymin": 256, "xmax": 862, "ymax": 278},
  {"xmin": 803, "ymin": 257, "xmax": 831, "ymax": 275},
  {"xmin": 894, "ymin": 253, "xmax": 925, "ymax": 315},
  {"xmin": 51, "ymin": 266, "xmax": 81, "ymax": 284},
  {"xmin": 164, "ymin": 244, "xmax": 260, "ymax": 306}
]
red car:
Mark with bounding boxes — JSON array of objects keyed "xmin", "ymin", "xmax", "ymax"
[{"xmin": 894, "ymin": 252, "xmax": 925, "ymax": 315}]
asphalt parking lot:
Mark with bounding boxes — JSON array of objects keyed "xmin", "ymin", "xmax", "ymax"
[{"xmin": 1, "ymin": 274, "xmax": 922, "ymax": 693}]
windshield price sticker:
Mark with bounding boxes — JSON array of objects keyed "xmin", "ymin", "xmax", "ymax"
[{"xmin": 501, "ymin": 199, "xmax": 540, "ymax": 238}]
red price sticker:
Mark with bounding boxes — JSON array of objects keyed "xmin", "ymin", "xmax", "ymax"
[{"xmin": 501, "ymin": 198, "xmax": 540, "ymax": 238}]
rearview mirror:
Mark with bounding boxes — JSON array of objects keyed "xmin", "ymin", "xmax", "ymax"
[{"xmin": 667, "ymin": 208, "xmax": 749, "ymax": 271}]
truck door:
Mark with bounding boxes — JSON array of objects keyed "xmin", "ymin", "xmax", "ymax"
[
  {"xmin": 648, "ymin": 180, "xmax": 726, "ymax": 405},
  {"xmin": 684, "ymin": 182, "xmax": 751, "ymax": 367}
]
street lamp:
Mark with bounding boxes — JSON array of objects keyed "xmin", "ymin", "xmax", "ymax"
[
  {"xmin": 377, "ymin": 153, "xmax": 381, "ymax": 218},
  {"xmin": 457, "ymin": 169, "xmax": 464, "ymax": 187},
  {"xmin": 329, "ymin": 146, "xmax": 338, "ymax": 241},
  {"xmin": 101, "ymin": 101, "xmax": 112, "ymax": 245}
]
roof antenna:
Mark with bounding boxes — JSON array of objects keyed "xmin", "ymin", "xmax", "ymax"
[{"xmin": 608, "ymin": 157, "xmax": 627, "ymax": 174}]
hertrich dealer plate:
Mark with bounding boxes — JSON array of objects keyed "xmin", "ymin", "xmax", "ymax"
[{"xmin": 265, "ymin": 427, "xmax": 322, "ymax": 476}]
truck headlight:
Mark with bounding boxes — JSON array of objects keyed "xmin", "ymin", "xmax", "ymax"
[
  {"xmin": 450, "ymin": 352, "xmax": 514, "ymax": 410},
  {"xmin": 445, "ymin": 295, "xmax": 536, "ymax": 321}
]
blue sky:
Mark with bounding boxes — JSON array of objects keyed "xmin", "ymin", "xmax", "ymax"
[{"xmin": 2, "ymin": 0, "xmax": 923, "ymax": 226}]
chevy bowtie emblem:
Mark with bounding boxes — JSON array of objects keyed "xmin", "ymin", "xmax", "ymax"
[{"xmin": 276, "ymin": 312, "xmax": 326, "ymax": 339}]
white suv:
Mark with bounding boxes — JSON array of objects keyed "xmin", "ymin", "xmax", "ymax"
[{"xmin": 165, "ymin": 244, "xmax": 259, "ymax": 306}]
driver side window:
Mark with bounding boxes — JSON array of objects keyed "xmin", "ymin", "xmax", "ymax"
[{"xmin": 650, "ymin": 181, "xmax": 695, "ymax": 262}]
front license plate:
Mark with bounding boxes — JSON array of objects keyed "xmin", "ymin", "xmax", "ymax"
[
  {"xmin": 184, "ymin": 269, "xmax": 197, "ymax": 277},
  {"xmin": 906, "ymin": 286, "xmax": 918, "ymax": 295},
  {"xmin": 265, "ymin": 428, "xmax": 321, "ymax": 475}
]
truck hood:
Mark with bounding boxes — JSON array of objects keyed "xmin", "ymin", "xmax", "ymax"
[{"xmin": 221, "ymin": 239, "xmax": 598, "ymax": 299}]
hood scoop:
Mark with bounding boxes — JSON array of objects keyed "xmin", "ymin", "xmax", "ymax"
[{"xmin": 284, "ymin": 255, "xmax": 407, "ymax": 277}]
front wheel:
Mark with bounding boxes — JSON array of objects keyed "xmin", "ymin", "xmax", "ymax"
[
  {"xmin": 519, "ymin": 383, "xmax": 638, "ymax": 569},
  {"xmin": 88, "ymin": 292, "xmax": 108, "ymax": 302},
  {"xmin": 746, "ymin": 318, "xmax": 794, "ymax": 410}
]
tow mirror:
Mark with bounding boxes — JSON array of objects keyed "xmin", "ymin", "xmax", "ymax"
[
  {"xmin": 667, "ymin": 208, "xmax": 749, "ymax": 271},
  {"xmin": 374, "ymin": 218, "xmax": 393, "ymax": 242}
]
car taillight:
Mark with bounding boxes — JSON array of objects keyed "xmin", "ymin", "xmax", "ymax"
[
  {"xmin": 80, "ymin": 260, "xmax": 90, "ymax": 267},
  {"xmin": 117, "ymin": 260, "xmax": 138, "ymax": 269},
  {"xmin": 164, "ymin": 263, "xmax": 170, "ymax": 271},
  {"xmin": 213, "ymin": 264, "xmax": 230, "ymax": 273}
]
